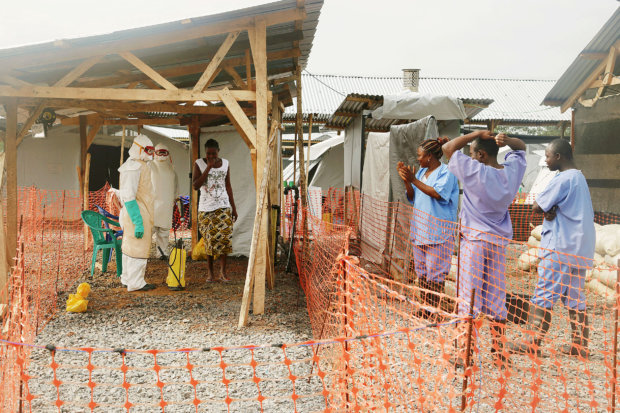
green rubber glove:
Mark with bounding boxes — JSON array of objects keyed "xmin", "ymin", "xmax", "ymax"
[{"xmin": 124, "ymin": 200, "xmax": 144, "ymax": 239}]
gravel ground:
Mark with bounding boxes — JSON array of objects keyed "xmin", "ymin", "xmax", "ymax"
[
  {"xmin": 18, "ymin": 241, "xmax": 619, "ymax": 412},
  {"xmin": 24, "ymin": 255, "xmax": 328, "ymax": 413}
]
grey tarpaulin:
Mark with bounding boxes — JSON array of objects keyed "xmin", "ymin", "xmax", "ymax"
[
  {"xmin": 389, "ymin": 116, "xmax": 439, "ymax": 203},
  {"xmin": 372, "ymin": 93, "xmax": 467, "ymax": 121},
  {"xmin": 387, "ymin": 116, "xmax": 439, "ymax": 268}
]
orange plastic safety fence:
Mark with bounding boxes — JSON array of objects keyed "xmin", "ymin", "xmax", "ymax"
[
  {"xmin": 293, "ymin": 188, "xmax": 620, "ymax": 412},
  {"xmin": 2, "ymin": 184, "xmax": 620, "ymax": 412}
]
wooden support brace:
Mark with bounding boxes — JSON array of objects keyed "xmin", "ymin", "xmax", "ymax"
[
  {"xmin": 4, "ymin": 100, "xmax": 18, "ymax": 267},
  {"xmin": 120, "ymin": 51, "xmax": 178, "ymax": 90},
  {"xmin": 223, "ymin": 64, "xmax": 247, "ymax": 89},
  {"xmin": 238, "ymin": 121, "xmax": 278, "ymax": 327},
  {"xmin": 0, "ymin": 153, "xmax": 8, "ymax": 304},
  {"xmin": 249, "ymin": 17, "xmax": 269, "ymax": 315},
  {"xmin": 193, "ymin": 31, "xmax": 240, "ymax": 92},
  {"xmin": 220, "ymin": 88, "xmax": 257, "ymax": 148}
]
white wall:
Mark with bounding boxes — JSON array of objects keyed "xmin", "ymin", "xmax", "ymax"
[
  {"xmin": 17, "ymin": 126, "xmax": 190, "ymax": 195},
  {"xmin": 199, "ymin": 126, "xmax": 256, "ymax": 256},
  {"xmin": 344, "ymin": 116, "xmax": 363, "ymax": 188},
  {"xmin": 18, "ymin": 126, "xmax": 81, "ymax": 191}
]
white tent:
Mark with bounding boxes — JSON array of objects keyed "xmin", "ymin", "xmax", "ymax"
[
  {"xmin": 17, "ymin": 125, "xmax": 190, "ymax": 194},
  {"xmin": 282, "ymin": 134, "xmax": 344, "ymax": 193}
]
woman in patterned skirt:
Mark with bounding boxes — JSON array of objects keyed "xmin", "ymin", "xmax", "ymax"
[{"xmin": 193, "ymin": 139, "xmax": 238, "ymax": 282}]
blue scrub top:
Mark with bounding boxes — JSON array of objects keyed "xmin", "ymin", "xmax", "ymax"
[
  {"xmin": 536, "ymin": 169, "xmax": 595, "ymax": 268},
  {"xmin": 408, "ymin": 163, "xmax": 459, "ymax": 245},
  {"xmin": 448, "ymin": 150, "xmax": 526, "ymax": 246}
]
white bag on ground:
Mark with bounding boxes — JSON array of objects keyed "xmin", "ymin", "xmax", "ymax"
[
  {"xmin": 595, "ymin": 225, "xmax": 620, "ymax": 257},
  {"xmin": 592, "ymin": 264, "xmax": 618, "ymax": 290},
  {"xmin": 517, "ymin": 248, "xmax": 539, "ymax": 272},
  {"xmin": 527, "ymin": 236, "xmax": 540, "ymax": 249},
  {"xmin": 531, "ymin": 225, "xmax": 543, "ymax": 241},
  {"xmin": 604, "ymin": 253, "xmax": 620, "ymax": 267},
  {"xmin": 586, "ymin": 278, "xmax": 616, "ymax": 305}
]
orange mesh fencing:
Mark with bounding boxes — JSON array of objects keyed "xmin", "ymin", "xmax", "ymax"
[{"xmin": 1, "ymin": 185, "xmax": 620, "ymax": 412}]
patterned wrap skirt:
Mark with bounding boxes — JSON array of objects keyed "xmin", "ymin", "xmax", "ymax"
[{"xmin": 198, "ymin": 207, "xmax": 233, "ymax": 259}]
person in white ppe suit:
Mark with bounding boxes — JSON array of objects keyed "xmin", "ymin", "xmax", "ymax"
[
  {"xmin": 118, "ymin": 134, "xmax": 156, "ymax": 292},
  {"xmin": 150, "ymin": 143, "xmax": 179, "ymax": 259}
]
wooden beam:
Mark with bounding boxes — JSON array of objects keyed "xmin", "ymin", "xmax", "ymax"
[
  {"xmin": 0, "ymin": 8, "xmax": 306, "ymax": 72},
  {"xmin": 72, "ymin": 48, "xmax": 300, "ymax": 89},
  {"xmin": 16, "ymin": 56, "xmax": 102, "ymax": 145},
  {"xmin": 596, "ymin": 45, "xmax": 617, "ymax": 99},
  {"xmin": 194, "ymin": 31, "xmax": 240, "ymax": 92},
  {"xmin": 62, "ymin": 116, "xmax": 180, "ymax": 126},
  {"xmin": 245, "ymin": 49, "xmax": 253, "ymax": 91},
  {"xmin": 0, "ymin": 74, "xmax": 31, "ymax": 87},
  {"xmin": 4, "ymin": 100, "xmax": 18, "ymax": 261},
  {"xmin": 189, "ymin": 120, "xmax": 200, "ymax": 249},
  {"xmin": 272, "ymin": 75, "xmax": 296, "ymax": 86},
  {"xmin": 579, "ymin": 52, "xmax": 609, "ymax": 60},
  {"xmin": 119, "ymin": 51, "xmax": 178, "ymax": 91},
  {"xmin": 86, "ymin": 122, "xmax": 103, "ymax": 148},
  {"xmin": 0, "ymin": 85, "xmax": 260, "ymax": 102},
  {"xmin": 222, "ymin": 64, "xmax": 247, "ymax": 89},
  {"xmin": 561, "ymin": 39, "xmax": 620, "ymax": 112},
  {"xmin": 56, "ymin": 56, "xmax": 103, "ymax": 87},
  {"xmin": 250, "ymin": 17, "xmax": 269, "ymax": 315},
  {"xmin": 220, "ymin": 88, "xmax": 256, "ymax": 148},
  {"xmin": 82, "ymin": 152, "xmax": 92, "ymax": 250},
  {"xmin": 20, "ymin": 98, "xmax": 252, "ymax": 116},
  {"xmin": 0, "ymin": 152, "xmax": 7, "ymax": 303},
  {"xmin": 79, "ymin": 115, "xmax": 88, "ymax": 193},
  {"xmin": 238, "ymin": 121, "xmax": 278, "ymax": 327}
]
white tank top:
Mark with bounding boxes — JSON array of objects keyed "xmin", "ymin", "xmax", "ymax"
[{"xmin": 196, "ymin": 158, "xmax": 231, "ymax": 212}]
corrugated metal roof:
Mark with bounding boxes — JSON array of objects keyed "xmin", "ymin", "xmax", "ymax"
[
  {"xmin": 0, "ymin": 0, "xmax": 322, "ymax": 92},
  {"xmin": 543, "ymin": 7, "xmax": 620, "ymax": 108},
  {"xmin": 284, "ymin": 73, "xmax": 570, "ymax": 124}
]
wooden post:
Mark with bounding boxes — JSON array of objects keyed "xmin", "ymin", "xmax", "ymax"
[
  {"xmin": 612, "ymin": 261, "xmax": 619, "ymax": 413},
  {"xmin": 83, "ymin": 153, "xmax": 91, "ymax": 250},
  {"xmin": 296, "ymin": 67, "xmax": 306, "ymax": 206},
  {"xmin": 306, "ymin": 113, "xmax": 313, "ymax": 177},
  {"xmin": 249, "ymin": 18, "xmax": 269, "ymax": 315},
  {"xmin": 189, "ymin": 119, "xmax": 201, "ymax": 249},
  {"xmin": 4, "ymin": 100, "xmax": 18, "ymax": 266},
  {"xmin": 79, "ymin": 115, "xmax": 87, "ymax": 192},
  {"xmin": 266, "ymin": 95, "xmax": 282, "ymax": 290},
  {"xmin": 239, "ymin": 122, "xmax": 278, "ymax": 327},
  {"xmin": 0, "ymin": 152, "xmax": 8, "ymax": 304},
  {"xmin": 461, "ymin": 289, "xmax": 477, "ymax": 412},
  {"xmin": 120, "ymin": 126, "xmax": 126, "ymax": 165},
  {"xmin": 570, "ymin": 109, "xmax": 576, "ymax": 152}
]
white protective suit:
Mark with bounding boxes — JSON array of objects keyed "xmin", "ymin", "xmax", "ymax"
[
  {"xmin": 150, "ymin": 143, "xmax": 179, "ymax": 258},
  {"xmin": 118, "ymin": 134, "xmax": 155, "ymax": 291}
]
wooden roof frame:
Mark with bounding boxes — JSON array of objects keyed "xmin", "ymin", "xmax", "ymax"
[{"xmin": 0, "ymin": 2, "xmax": 313, "ymax": 323}]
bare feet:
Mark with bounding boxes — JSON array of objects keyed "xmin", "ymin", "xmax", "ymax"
[
  {"xmin": 216, "ymin": 272, "xmax": 230, "ymax": 283},
  {"xmin": 205, "ymin": 271, "xmax": 214, "ymax": 283}
]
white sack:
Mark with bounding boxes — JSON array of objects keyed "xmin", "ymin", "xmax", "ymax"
[
  {"xmin": 596, "ymin": 225, "xmax": 620, "ymax": 257},
  {"xmin": 527, "ymin": 236, "xmax": 540, "ymax": 249},
  {"xmin": 517, "ymin": 248, "xmax": 540, "ymax": 271},
  {"xmin": 592, "ymin": 265, "xmax": 618, "ymax": 290},
  {"xmin": 531, "ymin": 225, "xmax": 543, "ymax": 241},
  {"xmin": 372, "ymin": 92, "xmax": 467, "ymax": 121}
]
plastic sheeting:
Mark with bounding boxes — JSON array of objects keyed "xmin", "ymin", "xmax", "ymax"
[
  {"xmin": 389, "ymin": 116, "xmax": 439, "ymax": 204},
  {"xmin": 372, "ymin": 92, "xmax": 467, "ymax": 121},
  {"xmin": 360, "ymin": 132, "xmax": 390, "ymax": 263}
]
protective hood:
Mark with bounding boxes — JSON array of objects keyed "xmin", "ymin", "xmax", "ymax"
[
  {"xmin": 128, "ymin": 134, "xmax": 154, "ymax": 162},
  {"xmin": 154, "ymin": 143, "xmax": 171, "ymax": 163}
]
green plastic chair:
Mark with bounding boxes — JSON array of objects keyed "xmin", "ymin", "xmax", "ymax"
[{"xmin": 81, "ymin": 210, "xmax": 123, "ymax": 277}]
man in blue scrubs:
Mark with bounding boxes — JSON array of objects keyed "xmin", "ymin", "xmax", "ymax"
[
  {"xmin": 510, "ymin": 139, "xmax": 595, "ymax": 358},
  {"xmin": 443, "ymin": 130, "xmax": 527, "ymax": 366}
]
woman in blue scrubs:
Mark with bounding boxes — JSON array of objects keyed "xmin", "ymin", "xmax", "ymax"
[{"xmin": 397, "ymin": 138, "xmax": 459, "ymax": 317}]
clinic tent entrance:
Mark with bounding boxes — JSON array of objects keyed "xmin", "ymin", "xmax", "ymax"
[{"xmin": 0, "ymin": 0, "xmax": 323, "ymax": 325}]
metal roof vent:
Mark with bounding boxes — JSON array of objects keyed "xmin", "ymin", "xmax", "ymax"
[{"xmin": 403, "ymin": 68, "xmax": 420, "ymax": 92}]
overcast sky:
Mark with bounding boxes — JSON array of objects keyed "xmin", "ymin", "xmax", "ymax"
[{"xmin": 0, "ymin": 0, "xmax": 617, "ymax": 79}]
